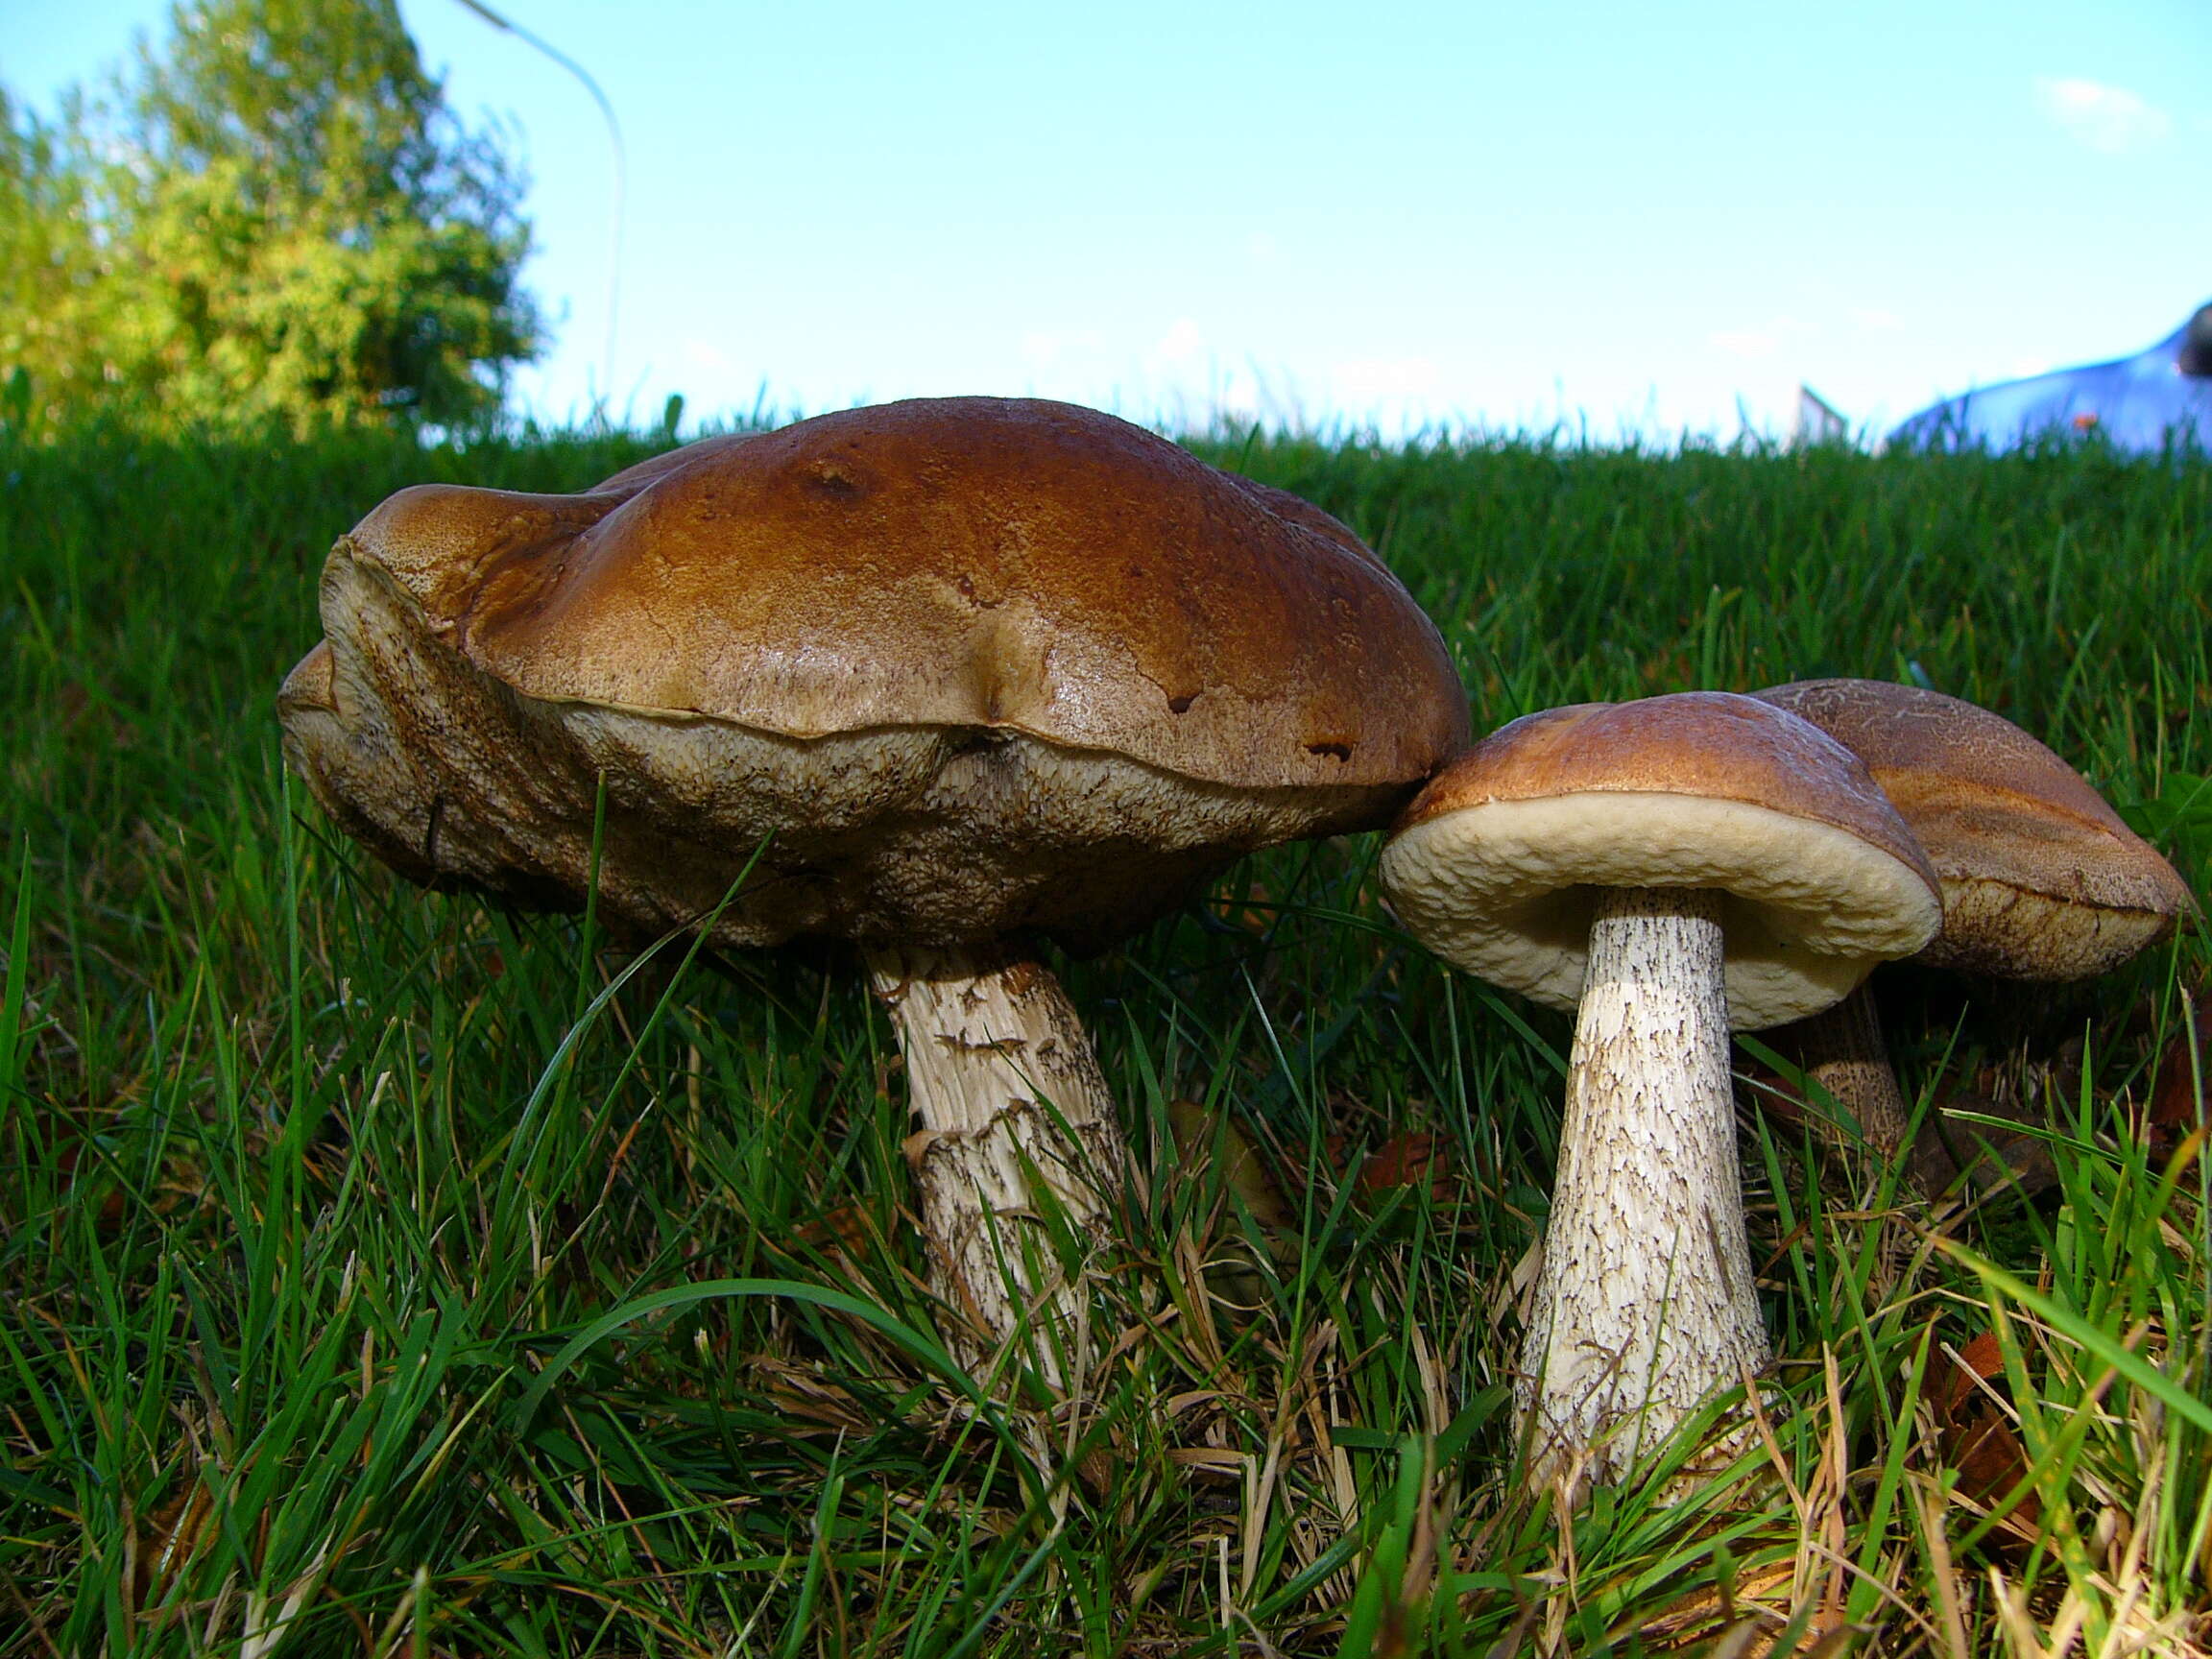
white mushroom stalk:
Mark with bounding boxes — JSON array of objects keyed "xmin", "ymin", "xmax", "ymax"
[
  {"xmin": 1528, "ymin": 887, "xmax": 1767, "ymax": 1485},
  {"xmin": 864, "ymin": 943, "xmax": 1127, "ymax": 1384},
  {"xmin": 1378, "ymin": 693, "xmax": 1942, "ymax": 1495}
]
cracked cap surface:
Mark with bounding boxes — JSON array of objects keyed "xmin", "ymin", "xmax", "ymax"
[
  {"xmin": 1754, "ymin": 678, "xmax": 2198, "ymax": 977},
  {"xmin": 278, "ymin": 397, "xmax": 1470, "ymax": 950}
]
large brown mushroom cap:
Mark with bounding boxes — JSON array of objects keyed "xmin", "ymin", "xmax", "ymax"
[
  {"xmin": 1753, "ymin": 679, "xmax": 2198, "ymax": 977},
  {"xmin": 1379, "ymin": 693, "xmax": 1943, "ymax": 1028},
  {"xmin": 279, "ymin": 397, "xmax": 1470, "ymax": 950}
]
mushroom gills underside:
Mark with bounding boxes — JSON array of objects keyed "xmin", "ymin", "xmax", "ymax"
[{"xmin": 1379, "ymin": 791, "xmax": 1941, "ymax": 1028}]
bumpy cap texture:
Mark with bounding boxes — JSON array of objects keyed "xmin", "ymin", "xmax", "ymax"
[
  {"xmin": 278, "ymin": 397, "xmax": 1470, "ymax": 950},
  {"xmin": 1377, "ymin": 692, "xmax": 1943, "ymax": 1028},
  {"xmin": 1753, "ymin": 679, "xmax": 2198, "ymax": 978}
]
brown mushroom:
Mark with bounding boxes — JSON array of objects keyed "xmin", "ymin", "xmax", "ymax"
[
  {"xmin": 1752, "ymin": 679, "xmax": 2199, "ymax": 1175},
  {"xmin": 1378, "ymin": 693, "xmax": 1940, "ymax": 1489},
  {"xmin": 278, "ymin": 396, "xmax": 1469, "ymax": 1385}
]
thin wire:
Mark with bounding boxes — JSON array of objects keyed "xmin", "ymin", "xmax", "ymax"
[{"xmin": 450, "ymin": 0, "xmax": 626, "ymax": 419}]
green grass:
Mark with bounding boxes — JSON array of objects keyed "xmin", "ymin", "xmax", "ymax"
[{"xmin": 3, "ymin": 413, "xmax": 2207, "ymax": 1655}]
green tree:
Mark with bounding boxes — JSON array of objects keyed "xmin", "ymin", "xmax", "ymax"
[
  {"xmin": 0, "ymin": 89, "xmax": 105, "ymax": 421},
  {"xmin": 3, "ymin": 0, "xmax": 542, "ymax": 430}
]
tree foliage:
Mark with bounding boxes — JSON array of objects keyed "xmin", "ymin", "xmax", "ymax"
[
  {"xmin": 1, "ymin": 0, "xmax": 541, "ymax": 431},
  {"xmin": 0, "ymin": 90, "xmax": 100, "ymax": 420}
]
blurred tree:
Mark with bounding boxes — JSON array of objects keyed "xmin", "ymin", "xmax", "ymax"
[
  {"xmin": 1, "ymin": 0, "xmax": 542, "ymax": 430},
  {"xmin": 0, "ymin": 89, "xmax": 104, "ymax": 425}
]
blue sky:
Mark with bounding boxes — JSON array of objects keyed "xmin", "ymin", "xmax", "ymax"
[{"xmin": 10, "ymin": 0, "xmax": 2211, "ymax": 441}]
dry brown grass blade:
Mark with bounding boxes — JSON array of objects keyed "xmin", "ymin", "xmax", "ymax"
[{"xmin": 1911, "ymin": 1473, "xmax": 1978, "ymax": 1659}]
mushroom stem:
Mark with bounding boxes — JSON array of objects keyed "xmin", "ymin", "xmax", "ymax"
[
  {"xmin": 1775, "ymin": 982, "xmax": 1911, "ymax": 1165},
  {"xmin": 864, "ymin": 943, "xmax": 1128, "ymax": 1385},
  {"xmin": 1522, "ymin": 886, "xmax": 1769, "ymax": 1491}
]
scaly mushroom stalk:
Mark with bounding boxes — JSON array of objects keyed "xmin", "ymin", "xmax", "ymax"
[
  {"xmin": 864, "ymin": 944, "xmax": 1126, "ymax": 1383},
  {"xmin": 1775, "ymin": 981, "xmax": 1911, "ymax": 1161},
  {"xmin": 1525, "ymin": 887, "xmax": 1768, "ymax": 1489},
  {"xmin": 1771, "ymin": 983, "xmax": 1922, "ymax": 1289}
]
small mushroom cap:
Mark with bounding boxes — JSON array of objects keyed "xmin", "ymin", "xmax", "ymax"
[
  {"xmin": 1753, "ymin": 679, "xmax": 2198, "ymax": 978},
  {"xmin": 280, "ymin": 397, "xmax": 1470, "ymax": 950},
  {"xmin": 1377, "ymin": 693, "xmax": 1943, "ymax": 1029}
]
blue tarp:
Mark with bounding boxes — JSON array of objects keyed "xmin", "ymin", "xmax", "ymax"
[{"xmin": 1888, "ymin": 302, "xmax": 2212, "ymax": 452}]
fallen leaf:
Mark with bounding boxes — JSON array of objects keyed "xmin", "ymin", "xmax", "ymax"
[
  {"xmin": 1908, "ymin": 1086, "xmax": 2057, "ymax": 1199},
  {"xmin": 2145, "ymin": 992, "xmax": 2210, "ymax": 1160},
  {"xmin": 1349, "ymin": 1131, "xmax": 1455, "ymax": 1200},
  {"xmin": 1933, "ymin": 1330, "xmax": 2041, "ymax": 1559}
]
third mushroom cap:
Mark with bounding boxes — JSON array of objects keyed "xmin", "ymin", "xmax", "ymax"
[{"xmin": 1749, "ymin": 676, "xmax": 2199, "ymax": 1170}]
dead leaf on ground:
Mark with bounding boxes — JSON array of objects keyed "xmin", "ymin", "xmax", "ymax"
[
  {"xmin": 2145, "ymin": 990, "xmax": 2209, "ymax": 1160},
  {"xmin": 1908, "ymin": 1086, "xmax": 2058, "ymax": 1200},
  {"xmin": 1932, "ymin": 1330, "xmax": 2042, "ymax": 1560}
]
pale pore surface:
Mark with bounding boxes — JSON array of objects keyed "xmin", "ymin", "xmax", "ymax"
[
  {"xmin": 1930, "ymin": 875, "xmax": 2185, "ymax": 979},
  {"xmin": 1378, "ymin": 792, "xmax": 1943, "ymax": 1029},
  {"xmin": 865, "ymin": 945, "xmax": 1127, "ymax": 1385},
  {"xmin": 1522, "ymin": 888, "xmax": 1770, "ymax": 1489}
]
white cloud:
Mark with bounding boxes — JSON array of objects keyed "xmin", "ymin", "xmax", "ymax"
[
  {"xmin": 1710, "ymin": 314, "xmax": 1812, "ymax": 362},
  {"xmin": 1850, "ymin": 308, "xmax": 1900, "ymax": 334},
  {"xmin": 2035, "ymin": 78, "xmax": 2171, "ymax": 154},
  {"xmin": 1153, "ymin": 318, "xmax": 1205, "ymax": 365},
  {"xmin": 1018, "ymin": 329, "xmax": 1105, "ymax": 370},
  {"xmin": 1710, "ymin": 329, "xmax": 1778, "ymax": 361},
  {"xmin": 680, "ymin": 338, "xmax": 733, "ymax": 372},
  {"xmin": 1332, "ymin": 356, "xmax": 1443, "ymax": 401}
]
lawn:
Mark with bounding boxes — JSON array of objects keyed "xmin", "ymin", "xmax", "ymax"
[{"xmin": 2, "ymin": 413, "xmax": 2206, "ymax": 1655}]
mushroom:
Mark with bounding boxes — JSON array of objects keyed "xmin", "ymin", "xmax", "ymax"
[
  {"xmin": 1376, "ymin": 692, "xmax": 1941, "ymax": 1489},
  {"xmin": 277, "ymin": 396, "xmax": 1469, "ymax": 1385},
  {"xmin": 1751, "ymin": 678, "xmax": 2199, "ymax": 1173}
]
